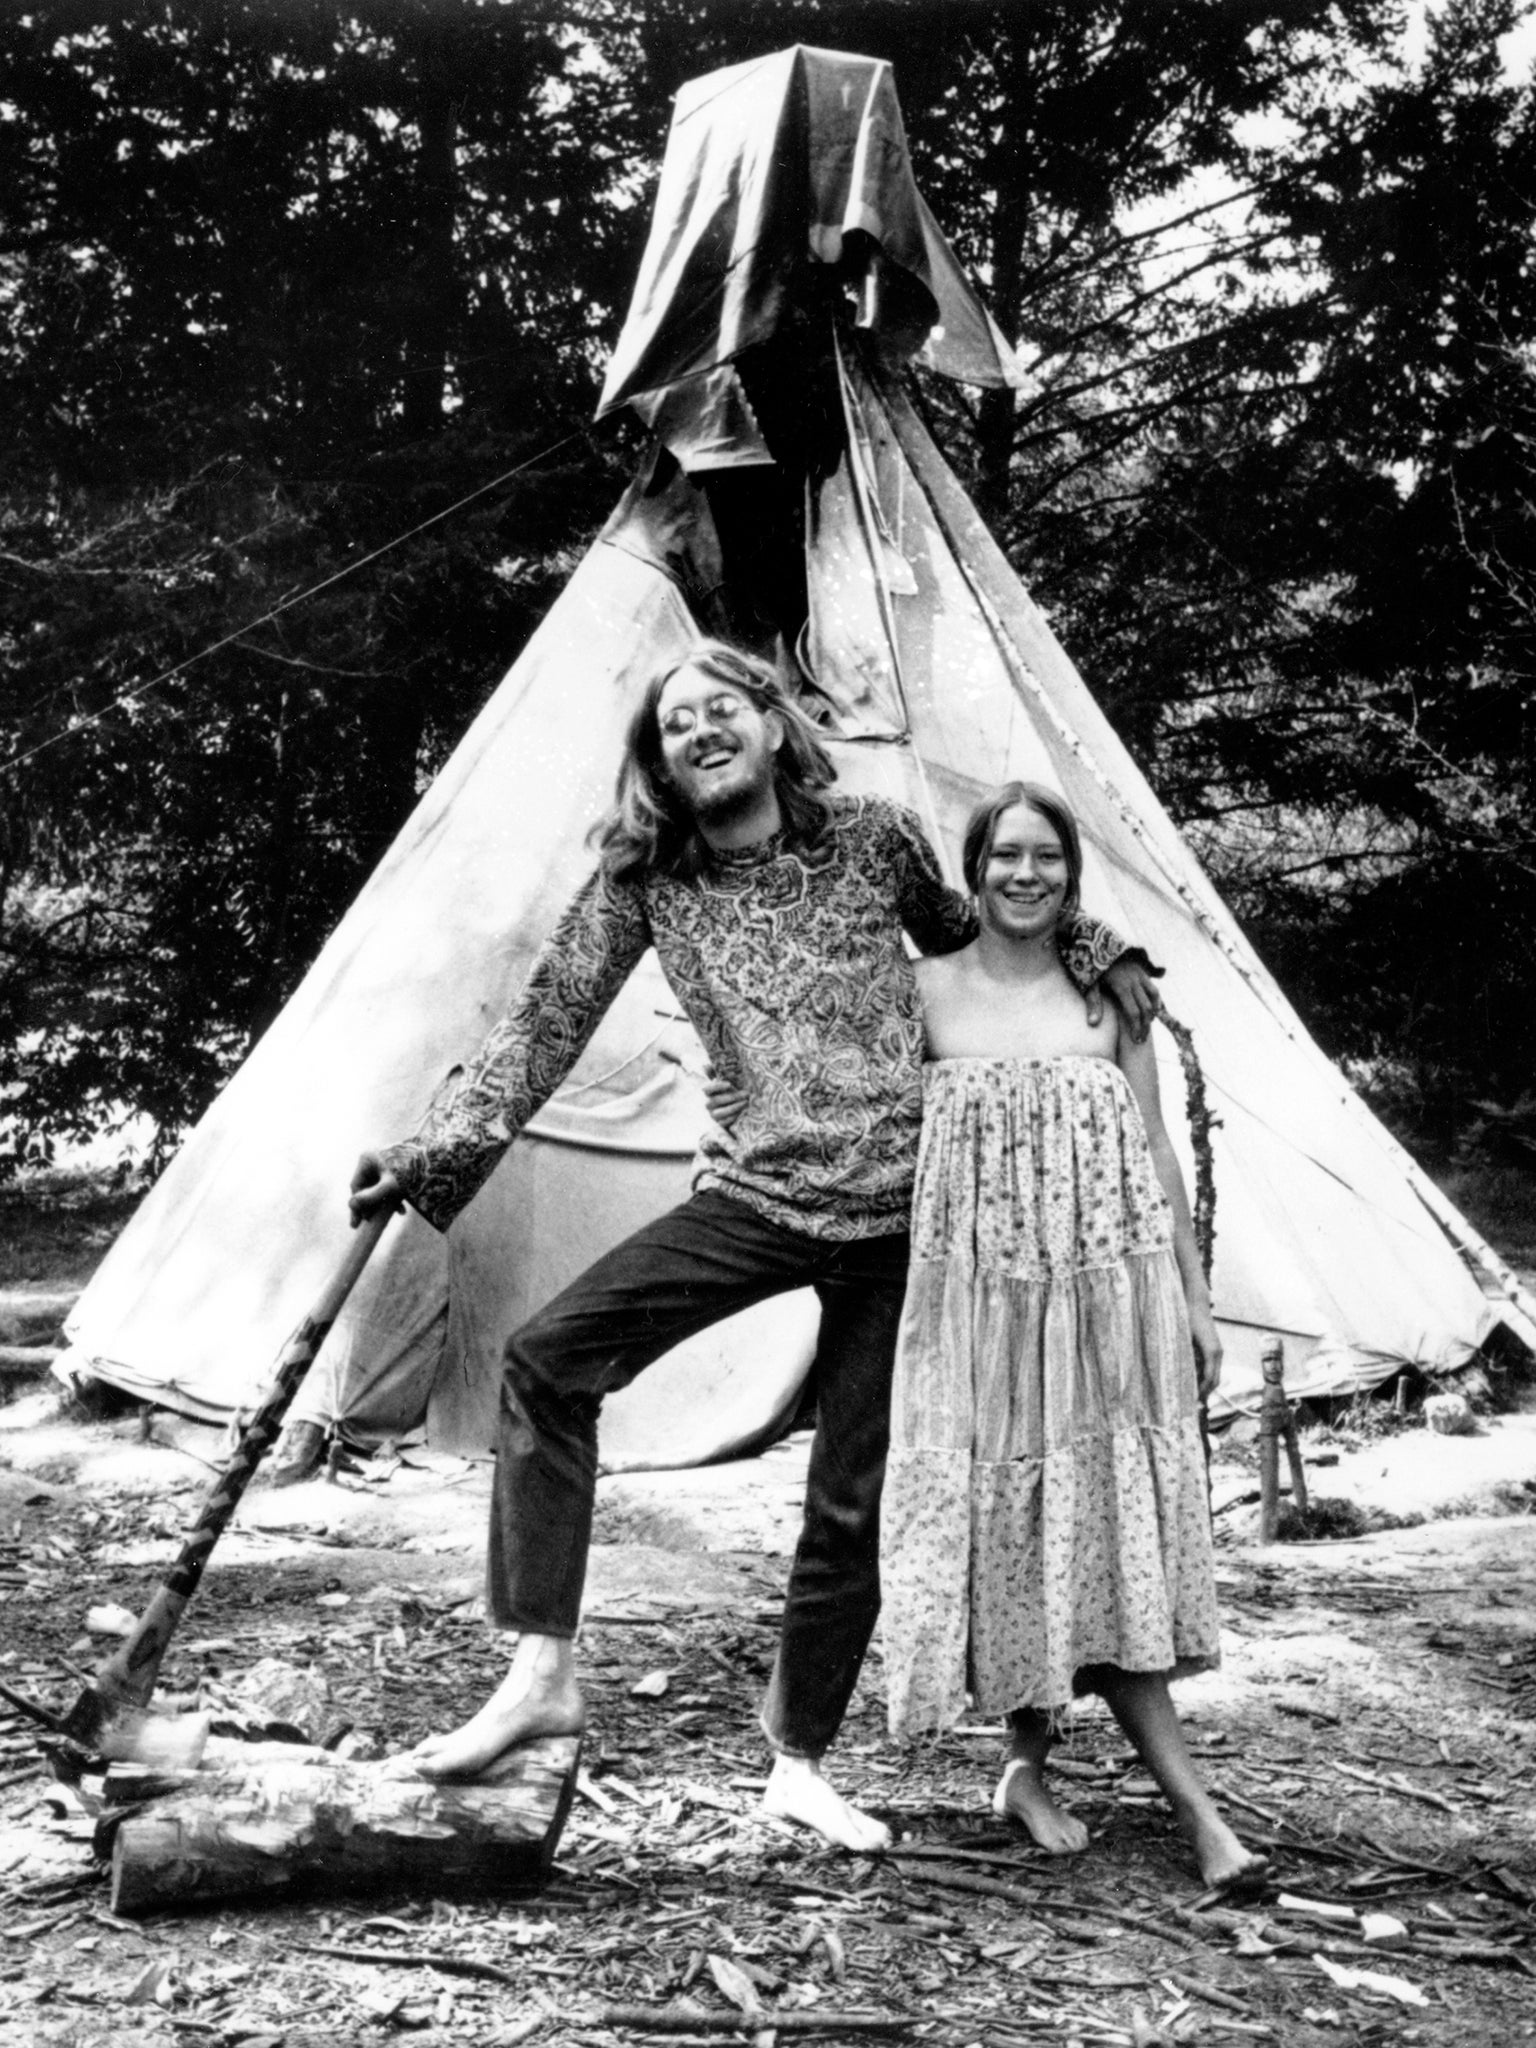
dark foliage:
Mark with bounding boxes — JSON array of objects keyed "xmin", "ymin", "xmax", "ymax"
[{"xmin": 1, "ymin": 0, "xmax": 1533, "ymax": 1166}]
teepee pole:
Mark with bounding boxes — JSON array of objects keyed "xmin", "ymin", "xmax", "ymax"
[{"xmin": 833, "ymin": 334, "xmax": 958, "ymax": 888}]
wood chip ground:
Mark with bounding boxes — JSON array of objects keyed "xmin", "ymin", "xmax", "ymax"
[{"xmin": 1, "ymin": 1467, "xmax": 1534, "ymax": 2048}]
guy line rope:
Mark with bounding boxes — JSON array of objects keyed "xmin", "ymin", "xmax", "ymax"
[{"xmin": 0, "ymin": 428, "xmax": 593, "ymax": 781}]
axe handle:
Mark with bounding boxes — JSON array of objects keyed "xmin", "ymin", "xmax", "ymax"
[{"xmin": 91, "ymin": 1209, "xmax": 393, "ymax": 1713}]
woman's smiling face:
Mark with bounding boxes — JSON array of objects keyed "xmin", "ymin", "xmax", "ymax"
[{"xmin": 978, "ymin": 801, "xmax": 1071, "ymax": 940}]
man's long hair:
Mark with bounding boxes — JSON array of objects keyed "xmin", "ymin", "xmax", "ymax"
[{"xmin": 591, "ymin": 642, "xmax": 839, "ymax": 882}]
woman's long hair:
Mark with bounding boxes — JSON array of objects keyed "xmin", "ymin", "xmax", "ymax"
[
  {"xmin": 961, "ymin": 780, "xmax": 1083, "ymax": 922},
  {"xmin": 591, "ymin": 642, "xmax": 839, "ymax": 882}
]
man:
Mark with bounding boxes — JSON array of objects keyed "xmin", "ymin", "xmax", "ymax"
[{"xmin": 351, "ymin": 640, "xmax": 1156, "ymax": 1851}]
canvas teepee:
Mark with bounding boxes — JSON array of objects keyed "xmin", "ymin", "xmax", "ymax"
[{"xmin": 61, "ymin": 46, "xmax": 1536, "ymax": 1468}]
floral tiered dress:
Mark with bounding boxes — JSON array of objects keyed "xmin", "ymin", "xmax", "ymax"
[{"xmin": 880, "ymin": 1055, "xmax": 1220, "ymax": 1737}]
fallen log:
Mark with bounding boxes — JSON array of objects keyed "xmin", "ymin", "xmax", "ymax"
[
  {"xmin": 108, "ymin": 1733, "xmax": 580, "ymax": 1917},
  {"xmin": 100, "ymin": 1734, "xmax": 340, "ymax": 1808}
]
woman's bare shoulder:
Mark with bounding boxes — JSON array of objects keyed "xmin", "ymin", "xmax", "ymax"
[{"xmin": 914, "ymin": 947, "xmax": 974, "ymax": 996}]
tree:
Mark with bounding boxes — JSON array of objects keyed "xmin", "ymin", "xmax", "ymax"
[
  {"xmin": 0, "ymin": 2, "xmax": 635, "ymax": 1168},
  {"xmin": 1022, "ymin": 0, "xmax": 1536, "ymax": 1129},
  {"xmin": 1239, "ymin": 0, "xmax": 1536, "ymax": 1127},
  {"xmin": 3, "ymin": 0, "xmax": 1533, "ymax": 1171}
]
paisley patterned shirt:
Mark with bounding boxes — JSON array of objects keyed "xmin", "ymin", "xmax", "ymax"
[{"xmin": 382, "ymin": 795, "xmax": 1133, "ymax": 1241}]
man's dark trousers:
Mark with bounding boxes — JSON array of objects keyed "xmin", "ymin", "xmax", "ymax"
[{"xmin": 488, "ymin": 1188, "xmax": 910, "ymax": 1758}]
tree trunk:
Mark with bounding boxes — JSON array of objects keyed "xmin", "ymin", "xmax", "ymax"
[
  {"xmin": 974, "ymin": 40, "xmax": 1034, "ymax": 530},
  {"xmin": 400, "ymin": 22, "xmax": 458, "ymax": 442},
  {"xmin": 245, "ymin": 682, "xmax": 298, "ymax": 1049},
  {"xmin": 107, "ymin": 1734, "xmax": 580, "ymax": 1917}
]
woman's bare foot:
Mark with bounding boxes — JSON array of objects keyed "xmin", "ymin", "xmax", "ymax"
[
  {"xmin": 992, "ymin": 1756, "xmax": 1090, "ymax": 1854},
  {"xmin": 762, "ymin": 1754, "xmax": 891, "ymax": 1853},
  {"xmin": 1192, "ymin": 1817, "xmax": 1269, "ymax": 1896},
  {"xmin": 1089, "ymin": 1669, "xmax": 1267, "ymax": 1894},
  {"xmin": 400, "ymin": 1634, "xmax": 585, "ymax": 1782}
]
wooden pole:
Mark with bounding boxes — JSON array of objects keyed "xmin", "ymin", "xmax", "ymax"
[
  {"xmin": 1258, "ymin": 1338, "xmax": 1285, "ymax": 1542},
  {"xmin": 64, "ymin": 1212, "xmax": 392, "ymax": 1749},
  {"xmin": 1154, "ymin": 1009, "xmax": 1218, "ymax": 1285},
  {"xmin": 1157, "ymin": 1006, "xmax": 1219, "ymax": 1479},
  {"xmin": 107, "ymin": 1733, "xmax": 580, "ymax": 1917},
  {"xmin": 1283, "ymin": 1403, "xmax": 1310, "ymax": 1520},
  {"xmin": 1258, "ymin": 1339, "xmax": 1309, "ymax": 1538}
]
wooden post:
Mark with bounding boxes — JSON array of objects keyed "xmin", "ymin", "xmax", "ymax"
[
  {"xmin": 106, "ymin": 1733, "xmax": 580, "ymax": 1917},
  {"xmin": 1258, "ymin": 1339, "xmax": 1308, "ymax": 1539},
  {"xmin": 1283, "ymin": 1400, "xmax": 1310, "ymax": 1521},
  {"xmin": 1258, "ymin": 1339, "xmax": 1285, "ymax": 1542}
]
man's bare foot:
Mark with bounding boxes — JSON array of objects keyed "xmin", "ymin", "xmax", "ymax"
[
  {"xmin": 762, "ymin": 1754, "xmax": 891, "ymax": 1853},
  {"xmin": 992, "ymin": 1756, "xmax": 1090, "ymax": 1854},
  {"xmin": 398, "ymin": 1634, "xmax": 585, "ymax": 1782}
]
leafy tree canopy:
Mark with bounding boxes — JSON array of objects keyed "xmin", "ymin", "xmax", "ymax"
[{"xmin": 2, "ymin": 0, "xmax": 1533, "ymax": 1171}]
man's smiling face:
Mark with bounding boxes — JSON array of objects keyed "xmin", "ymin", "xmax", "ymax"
[{"xmin": 655, "ymin": 666, "xmax": 783, "ymax": 823}]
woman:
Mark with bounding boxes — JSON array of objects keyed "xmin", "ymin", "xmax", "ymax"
[{"xmin": 879, "ymin": 781, "xmax": 1264, "ymax": 1894}]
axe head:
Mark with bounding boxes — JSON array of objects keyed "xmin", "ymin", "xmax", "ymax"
[{"xmin": 60, "ymin": 1684, "xmax": 212, "ymax": 1769}]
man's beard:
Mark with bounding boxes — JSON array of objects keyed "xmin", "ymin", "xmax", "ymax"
[
  {"xmin": 670, "ymin": 752, "xmax": 773, "ymax": 825},
  {"xmin": 687, "ymin": 776, "xmax": 763, "ymax": 824}
]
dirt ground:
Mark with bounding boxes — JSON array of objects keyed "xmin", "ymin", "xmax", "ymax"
[
  {"xmin": 2, "ymin": 1362, "xmax": 1535, "ymax": 2048},
  {"xmin": 2, "ymin": 1163, "xmax": 1535, "ymax": 2048}
]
